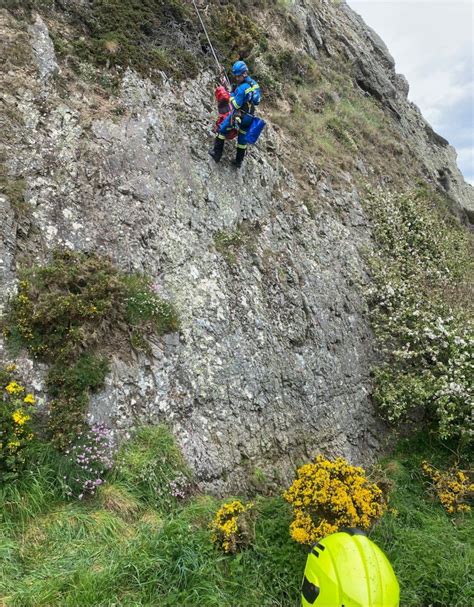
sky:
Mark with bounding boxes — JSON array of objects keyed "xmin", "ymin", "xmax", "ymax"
[{"xmin": 347, "ymin": 0, "xmax": 474, "ymax": 185}]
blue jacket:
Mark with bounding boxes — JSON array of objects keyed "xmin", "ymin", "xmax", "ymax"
[{"xmin": 230, "ymin": 76, "xmax": 261, "ymax": 114}]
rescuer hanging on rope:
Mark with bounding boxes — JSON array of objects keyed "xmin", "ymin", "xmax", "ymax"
[{"xmin": 209, "ymin": 60, "xmax": 262, "ymax": 168}]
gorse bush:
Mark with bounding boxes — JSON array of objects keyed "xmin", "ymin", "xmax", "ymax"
[
  {"xmin": 0, "ymin": 365, "xmax": 36, "ymax": 481},
  {"xmin": 2, "ymin": 249, "xmax": 179, "ymax": 448},
  {"xmin": 363, "ymin": 187, "xmax": 473, "ymax": 444},
  {"xmin": 421, "ymin": 461, "xmax": 473, "ymax": 515},
  {"xmin": 209, "ymin": 499, "xmax": 255, "ymax": 554},
  {"xmin": 283, "ymin": 456, "xmax": 386, "ymax": 545}
]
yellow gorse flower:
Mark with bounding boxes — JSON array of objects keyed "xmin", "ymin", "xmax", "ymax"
[
  {"xmin": 210, "ymin": 500, "xmax": 254, "ymax": 554},
  {"xmin": 12, "ymin": 409, "xmax": 30, "ymax": 426},
  {"xmin": 284, "ymin": 455, "xmax": 386, "ymax": 545},
  {"xmin": 5, "ymin": 381, "xmax": 25, "ymax": 395},
  {"xmin": 23, "ymin": 393, "xmax": 36, "ymax": 405},
  {"xmin": 421, "ymin": 461, "xmax": 473, "ymax": 515}
]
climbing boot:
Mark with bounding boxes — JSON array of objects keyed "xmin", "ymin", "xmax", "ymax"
[
  {"xmin": 209, "ymin": 137, "xmax": 225, "ymax": 163},
  {"xmin": 232, "ymin": 147, "xmax": 246, "ymax": 169}
]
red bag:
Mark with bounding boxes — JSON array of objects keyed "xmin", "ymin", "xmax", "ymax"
[
  {"xmin": 215, "ymin": 86, "xmax": 230, "ymax": 104},
  {"xmin": 213, "ymin": 86, "xmax": 237, "ymax": 139}
]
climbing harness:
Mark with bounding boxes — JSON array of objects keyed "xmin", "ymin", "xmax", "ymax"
[{"xmin": 190, "ymin": 0, "xmax": 231, "ymax": 89}]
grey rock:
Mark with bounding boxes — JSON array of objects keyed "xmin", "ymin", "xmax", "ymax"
[
  {"xmin": 0, "ymin": 58, "xmax": 382, "ymax": 491},
  {"xmin": 0, "ymin": 194, "xmax": 16, "ymax": 318},
  {"xmin": 27, "ymin": 14, "xmax": 59, "ymax": 82},
  {"xmin": 395, "ymin": 73, "xmax": 410, "ymax": 98}
]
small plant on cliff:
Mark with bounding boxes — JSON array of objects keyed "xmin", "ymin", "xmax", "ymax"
[
  {"xmin": 0, "ymin": 364, "xmax": 37, "ymax": 481},
  {"xmin": 209, "ymin": 499, "xmax": 256, "ymax": 554},
  {"xmin": 2, "ymin": 249, "xmax": 179, "ymax": 448},
  {"xmin": 283, "ymin": 455, "xmax": 387, "ymax": 545}
]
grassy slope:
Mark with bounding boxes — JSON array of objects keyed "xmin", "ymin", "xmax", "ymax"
[{"xmin": 1, "ymin": 429, "xmax": 472, "ymax": 607}]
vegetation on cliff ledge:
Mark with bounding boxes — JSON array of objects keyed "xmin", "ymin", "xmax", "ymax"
[{"xmin": 2, "ymin": 249, "xmax": 179, "ymax": 449}]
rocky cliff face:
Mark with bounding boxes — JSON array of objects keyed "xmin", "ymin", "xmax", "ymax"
[{"xmin": 1, "ymin": 0, "xmax": 472, "ymax": 492}]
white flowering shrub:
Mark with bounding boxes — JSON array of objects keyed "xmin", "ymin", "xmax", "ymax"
[{"xmin": 363, "ymin": 186, "xmax": 473, "ymax": 443}]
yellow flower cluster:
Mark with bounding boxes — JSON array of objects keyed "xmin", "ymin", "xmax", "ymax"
[
  {"xmin": 5, "ymin": 381, "xmax": 25, "ymax": 395},
  {"xmin": 1, "ymin": 367, "xmax": 36, "ymax": 463},
  {"xmin": 283, "ymin": 455, "xmax": 387, "ymax": 545},
  {"xmin": 209, "ymin": 499, "xmax": 254, "ymax": 554},
  {"xmin": 421, "ymin": 461, "xmax": 473, "ymax": 515},
  {"xmin": 7, "ymin": 439, "xmax": 21, "ymax": 451},
  {"xmin": 12, "ymin": 409, "xmax": 30, "ymax": 425}
]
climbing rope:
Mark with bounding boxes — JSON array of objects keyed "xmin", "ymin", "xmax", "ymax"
[{"xmin": 190, "ymin": 0, "xmax": 231, "ymax": 88}]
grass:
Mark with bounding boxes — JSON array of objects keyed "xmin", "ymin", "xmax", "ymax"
[
  {"xmin": 0, "ymin": 428, "xmax": 305, "ymax": 606},
  {"xmin": 274, "ymin": 84, "xmax": 405, "ymax": 176},
  {"xmin": 1, "ymin": 494, "xmax": 305, "ymax": 606},
  {"xmin": 370, "ymin": 435, "xmax": 474, "ymax": 607},
  {"xmin": 268, "ymin": 53, "xmax": 412, "ymax": 187},
  {"xmin": 0, "ymin": 428, "xmax": 472, "ymax": 606}
]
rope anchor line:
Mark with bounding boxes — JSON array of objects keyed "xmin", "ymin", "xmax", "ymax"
[{"xmin": 190, "ymin": 0, "xmax": 231, "ymax": 88}]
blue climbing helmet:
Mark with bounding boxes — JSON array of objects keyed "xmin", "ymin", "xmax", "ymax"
[{"xmin": 232, "ymin": 60, "xmax": 248, "ymax": 76}]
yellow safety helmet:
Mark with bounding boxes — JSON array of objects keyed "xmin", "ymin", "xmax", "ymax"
[{"xmin": 301, "ymin": 528, "xmax": 400, "ymax": 607}]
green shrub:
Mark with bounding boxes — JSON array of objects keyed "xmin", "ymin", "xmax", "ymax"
[
  {"xmin": 208, "ymin": 5, "xmax": 266, "ymax": 67},
  {"xmin": 49, "ymin": 0, "xmax": 198, "ymax": 82},
  {"xmin": 363, "ymin": 187, "xmax": 473, "ymax": 443}
]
